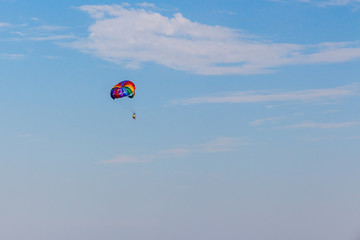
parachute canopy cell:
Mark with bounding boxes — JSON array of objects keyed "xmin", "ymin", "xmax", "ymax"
[{"xmin": 110, "ymin": 80, "xmax": 135, "ymax": 99}]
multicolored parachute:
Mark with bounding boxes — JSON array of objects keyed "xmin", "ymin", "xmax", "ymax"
[
  {"xmin": 111, "ymin": 80, "xmax": 136, "ymax": 119},
  {"xmin": 110, "ymin": 80, "xmax": 135, "ymax": 99}
]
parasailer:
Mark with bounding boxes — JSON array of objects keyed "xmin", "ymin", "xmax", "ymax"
[{"xmin": 111, "ymin": 80, "xmax": 136, "ymax": 119}]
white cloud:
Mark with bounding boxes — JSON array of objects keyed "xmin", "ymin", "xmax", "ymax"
[
  {"xmin": 2, "ymin": 21, "xmax": 74, "ymax": 42},
  {"xmin": 302, "ymin": 0, "xmax": 360, "ymax": 6},
  {"xmin": 35, "ymin": 25, "xmax": 69, "ymax": 31},
  {"xmin": 282, "ymin": 121, "xmax": 360, "ymax": 129},
  {"xmin": 22, "ymin": 24, "xmax": 74, "ymax": 41},
  {"xmin": 171, "ymin": 84, "xmax": 359, "ymax": 105},
  {"xmin": 157, "ymin": 137, "xmax": 247, "ymax": 156},
  {"xmin": 197, "ymin": 137, "xmax": 248, "ymax": 153},
  {"xmin": 17, "ymin": 133, "xmax": 39, "ymax": 142},
  {"xmin": 0, "ymin": 53, "xmax": 25, "ymax": 60},
  {"xmin": 250, "ymin": 116, "xmax": 284, "ymax": 126},
  {"xmin": 72, "ymin": 4, "xmax": 360, "ymax": 75},
  {"xmin": 42, "ymin": 55, "xmax": 60, "ymax": 59},
  {"xmin": 26, "ymin": 35, "xmax": 75, "ymax": 41},
  {"xmin": 0, "ymin": 22, "xmax": 28, "ymax": 31},
  {"xmin": 300, "ymin": 135, "xmax": 360, "ymax": 141},
  {"xmin": 136, "ymin": 2, "xmax": 155, "ymax": 8},
  {"xmin": 99, "ymin": 137, "xmax": 246, "ymax": 164},
  {"xmin": 323, "ymin": 109, "xmax": 340, "ymax": 114},
  {"xmin": 272, "ymin": 0, "xmax": 360, "ymax": 6},
  {"xmin": 0, "ymin": 22, "xmax": 11, "ymax": 27},
  {"xmin": 98, "ymin": 155, "xmax": 144, "ymax": 164}
]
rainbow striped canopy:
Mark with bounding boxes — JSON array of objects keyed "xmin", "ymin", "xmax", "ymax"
[{"xmin": 110, "ymin": 80, "xmax": 135, "ymax": 99}]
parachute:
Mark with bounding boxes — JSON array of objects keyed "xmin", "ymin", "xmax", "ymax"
[
  {"xmin": 111, "ymin": 80, "xmax": 136, "ymax": 119},
  {"xmin": 110, "ymin": 80, "xmax": 135, "ymax": 99}
]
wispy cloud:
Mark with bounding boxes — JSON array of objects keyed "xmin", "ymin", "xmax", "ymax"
[
  {"xmin": 190, "ymin": 137, "xmax": 247, "ymax": 153},
  {"xmin": 26, "ymin": 34, "xmax": 75, "ymax": 41},
  {"xmin": 72, "ymin": 4, "xmax": 360, "ymax": 75},
  {"xmin": 0, "ymin": 22, "xmax": 27, "ymax": 29},
  {"xmin": 323, "ymin": 109, "xmax": 340, "ymax": 114},
  {"xmin": 155, "ymin": 137, "xmax": 247, "ymax": 158},
  {"xmin": 34, "ymin": 25, "xmax": 70, "ymax": 31},
  {"xmin": 136, "ymin": 2, "xmax": 155, "ymax": 8},
  {"xmin": 282, "ymin": 121, "xmax": 360, "ymax": 129},
  {"xmin": 0, "ymin": 22, "xmax": 11, "ymax": 27},
  {"xmin": 98, "ymin": 137, "xmax": 246, "ymax": 164},
  {"xmin": 271, "ymin": 0, "xmax": 360, "ymax": 7},
  {"xmin": 20, "ymin": 23, "xmax": 75, "ymax": 41},
  {"xmin": 17, "ymin": 133, "xmax": 39, "ymax": 142},
  {"xmin": 98, "ymin": 155, "xmax": 145, "ymax": 164},
  {"xmin": 42, "ymin": 55, "xmax": 61, "ymax": 59},
  {"xmin": 1, "ymin": 20, "xmax": 74, "ymax": 42},
  {"xmin": 300, "ymin": 135, "xmax": 360, "ymax": 141},
  {"xmin": 250, "ymin": 116, "xmax": 284, "ymax": 126},
  {"xmin": 0, "ymin": 53, "xmax": 25, "ymax": 60},
  {"xmin": 171, "ymin": 84, "xmax": 359, "ymax": 105},
  {"xmin": 299, "ymin": 0, "xmax": 360, "ymax": 6}
]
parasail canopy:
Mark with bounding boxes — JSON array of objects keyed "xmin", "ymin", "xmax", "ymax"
[{"xmin": 110, "ymin": 80, "xmax": 135, "ymax": 99}]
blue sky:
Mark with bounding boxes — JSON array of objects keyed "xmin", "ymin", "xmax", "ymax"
[{"xmin": 1, "ymin": 0, "xmax": 360, "ymax": 239}]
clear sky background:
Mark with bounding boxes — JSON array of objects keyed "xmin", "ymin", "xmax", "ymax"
[{"xmin": 1, "ymin": 0, "xmax": 360, "ymax": 239}]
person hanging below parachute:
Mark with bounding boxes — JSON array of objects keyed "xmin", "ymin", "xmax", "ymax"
[{"xmin": 110, "ymin": 80, "xmax": 136, "ymax": 119}]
